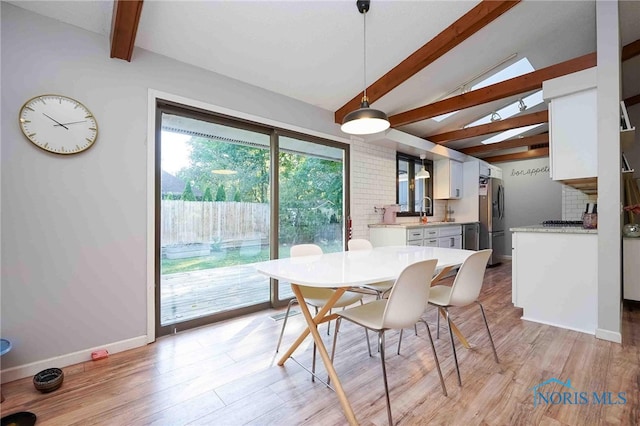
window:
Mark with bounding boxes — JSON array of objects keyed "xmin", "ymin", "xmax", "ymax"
[{"xmin": 397, "ymin": 153, "xmax": 433, "ymax": 216}]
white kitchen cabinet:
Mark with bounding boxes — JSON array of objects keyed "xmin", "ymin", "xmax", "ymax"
[
  {"xmin": 434, "ymin": 159, "xmax": 463, "ymax": 199},
  {"xmin": 438, "ymin": 234, "xmax": 462, "ymax": 249},
  {"xmin": 543, "ymin": 67, "xmax": 597, "ymax": 181},
  {"xmin": 511, "ymin": 229, "xmax": 597, "ymax": 334},
  {"xmin": 623, "ymin": 238, "xmax": 640, "ymax": 301},
  {"xmin": 369, "ymin": 224, "xmax": 461, "ymax": 248}
]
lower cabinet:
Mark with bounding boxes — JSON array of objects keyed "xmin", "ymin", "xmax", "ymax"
[
  {"xmin": 512, "ymin": 230, "xmax": 597, "ymax": 334},
  {"xmin": 369, "ymin": 225, "xmax": 462, "ymax": 248}
]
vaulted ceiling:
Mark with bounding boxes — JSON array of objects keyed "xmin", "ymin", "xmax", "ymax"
[{"xmin": 10, "ymin": 0, "xmax": 640, "ymax": 163}]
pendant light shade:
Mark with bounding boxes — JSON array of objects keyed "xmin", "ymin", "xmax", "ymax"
[
  {"xmin": 341, "ymin": 97, "xmax": 390, "ymax": 135},
  {"xmin": 341, "ymin": 0, "xmax": 390, "ymax": 136},
  {"xmin": 416, "ymin": 154, "xmax": 430, "ymax": 179}
]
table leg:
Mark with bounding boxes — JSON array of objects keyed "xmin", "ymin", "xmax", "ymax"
[
  {"xmin": 279, "ymin": 285, "xmax": 358, "ymax": 426},
  {"xmin": 438, "ymin": 307, "xmax": 471, "ymax": 349}
]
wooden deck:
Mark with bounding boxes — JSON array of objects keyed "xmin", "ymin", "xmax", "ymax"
[{"xmin": 161, "ymin": 263, "xmax": 294, "ymax": 325}]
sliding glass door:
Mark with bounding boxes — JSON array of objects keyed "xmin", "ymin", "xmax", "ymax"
[
  {"xmin": 155, "ymin": 102, "xmax": 348, "ymax": 335},
  {"xmin": 277, "ymin": 135, "xmax": 347, "ymax": 299}
]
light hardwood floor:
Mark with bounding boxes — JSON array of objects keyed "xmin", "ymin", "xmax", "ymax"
[{"xmin": 1, "ymin": 261, "xmax": 639, "ymax": 425}]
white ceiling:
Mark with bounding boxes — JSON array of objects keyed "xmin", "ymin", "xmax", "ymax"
[{"xmin": 9, "ymin": 0, "xmax": 640, "ymax": 154}]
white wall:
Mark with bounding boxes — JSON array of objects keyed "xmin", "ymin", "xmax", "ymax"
[
  {"xmin": 595, "ymin": 0, "xmax": 622, "ymax": 343},
  {"xmin": 1, "ymin": 4, "xmax": 373, "ymax": 381},
  {"xmin": 492, "ymin": 158, "xmax": 563, "ymax": 255}
]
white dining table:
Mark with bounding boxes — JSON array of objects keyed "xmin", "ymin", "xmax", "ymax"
[{"xmin": 255, "ymin": 245, "xmax": 475, "ymax": 425}]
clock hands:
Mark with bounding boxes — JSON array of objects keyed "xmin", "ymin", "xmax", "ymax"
[
  {"xmin": 53, "ymin": 120, "xmax": 87, "ymax": 127},
  {"xmin": 42, "ymin": 113, "xmax": 69, "ymax": 130}
]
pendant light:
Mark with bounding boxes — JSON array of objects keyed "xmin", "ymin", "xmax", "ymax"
[
  {"xmin": 416, "ymin": 154, "xmax": 430, "ymax": 180},
  {"xmin": 341, "ymin": 0, "xmax": 390, "ymax": 135}
]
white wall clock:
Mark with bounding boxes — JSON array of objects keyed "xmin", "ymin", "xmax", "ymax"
[{"xmin": 19, "ymin": 94, "xmax": 98, "ymax": 155}]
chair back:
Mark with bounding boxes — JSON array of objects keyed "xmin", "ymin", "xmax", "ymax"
[
  {"xmin": 290, "ymin": 244, "xmax": 328, "ymax": 299},
  {"xmin": 348, "ymin": 238, "xmax": 373, "ymax": 251},
  {"xmin": 290, "ymin": 243, "xmax": 323, "ymax": 257},
  {"xmin": 447, "ymin": 249, "xmax": 492, "ymax": 307},
  {"xmin": 382, "ymin": 259, "xmax": 438, "ymax": 329}
]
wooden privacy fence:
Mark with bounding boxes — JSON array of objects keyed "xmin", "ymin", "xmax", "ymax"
[{"xmin": 162, "ymin": 200, "xmax": 270, "ymax": 247}]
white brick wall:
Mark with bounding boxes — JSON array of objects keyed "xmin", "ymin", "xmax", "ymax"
[
  {"xmin": 349, "ymin": 140, "xmax": 447, "ymax": 239},
  {"xmin": 562, "ymin": 185, "xmax": 597, "ymax": 220}
]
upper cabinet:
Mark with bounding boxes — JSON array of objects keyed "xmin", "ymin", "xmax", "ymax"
[
  {"xmin": 543, "ymin": 67, "xmax": 597, "ymax": 183},
  {"xmin": 434, "ymin": 159, "xmax": 463, "ymax": 199}
]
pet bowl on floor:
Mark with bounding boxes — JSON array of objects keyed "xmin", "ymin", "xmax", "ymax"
[
  {"xmin": 33, "ymin": 367, "xmax": 64, "ymax": 393},
  {"xmin": 1, "ymin": 411, "xmax": 37, "ymax": 426}
]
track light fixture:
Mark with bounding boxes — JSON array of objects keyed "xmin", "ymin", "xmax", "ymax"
[{"xmin": 518, "ymin": 98, "xmax": 527, "ymax": 112}]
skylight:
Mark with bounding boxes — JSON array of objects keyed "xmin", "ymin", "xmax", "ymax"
[
  {"xmin": 471, "ymin": 57, "xmax": 534, "ymax": 91},
  {"xmin": 481, "ymin": 123, "xmax": 544, "ymax": 145},
  {"xmin": 430, "ymin": 57, "xmax": 535, "ymax": 123},
  {"xmin": 467, "ymin": 90, "xmax": 544, "ymax": 128}
]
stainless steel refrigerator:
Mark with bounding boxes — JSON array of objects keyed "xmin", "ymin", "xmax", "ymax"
[{"xmin": 479, "ymin": 176, "xmax": 504, "ymax": 266}]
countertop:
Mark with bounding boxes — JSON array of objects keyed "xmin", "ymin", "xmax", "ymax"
[
  {"xmin": 369, "ymin": 221, "xmax": 478, "ymax": 229},
  {"xmin": 510, "ymin": 225, "xmax": 597, "ymax": 234}
]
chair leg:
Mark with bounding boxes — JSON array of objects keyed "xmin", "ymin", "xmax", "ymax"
[
  {"xmin": 328, "ymin": 317, "xmax": 342, "ymax": 386},
  {"xmin": 418, "ymin": 319, "xmax": 447, "ymax": 397},
  {"xmin": 365, "ymin": 329, "xmax": 372, "ymax": 357},
  {"xmin": 436, "ymin": 308, "xmax": 441, "ymax": 339},
  {"xmin": 378, "ymin": 331, "xmax": 393, "ymax": 426},
  {"xmin": 445, "ymin": 308, "xmax": 462, "ymax": 387},
  {"xmin": 477, "ymin": 301, "xmax": 499, "ymax": 364},
  {"xmin": 397, "ymin": 329, "xmax": 404, "ymax": 355},
  {"xmin": 275, "ymin": 299, "xmax": 297, "ymax": 353}
]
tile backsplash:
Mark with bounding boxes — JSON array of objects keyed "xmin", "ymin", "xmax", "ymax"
[{"xmin": 562, "ymin": 185, "xmax": 597, "ymax": 220}]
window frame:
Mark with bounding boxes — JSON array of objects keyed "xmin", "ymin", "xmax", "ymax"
[{"xmin": 396, "ymin": 152, "xmax": 434, "ymax": 217}]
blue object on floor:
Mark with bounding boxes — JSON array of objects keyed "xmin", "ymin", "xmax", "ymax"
[{"xmin": 0, "ymin": 339, "xmax": 11, "ymax": 356}]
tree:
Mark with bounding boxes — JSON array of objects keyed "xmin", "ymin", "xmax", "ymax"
[
  {"xmin": 181, "ymin": 181, "xmax": 196, "ymax": 201},
  {"xmin": 215, "ymin": 184, "xmax": 226, "ymax": 201},
  {"xmin": 202, "ymin": 187, "xmax": 213, "ymax": 202}
]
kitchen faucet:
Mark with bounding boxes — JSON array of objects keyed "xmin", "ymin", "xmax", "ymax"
[{"xmin": 422, "ymin": 196, "xmax": 432, "ymax": 216}]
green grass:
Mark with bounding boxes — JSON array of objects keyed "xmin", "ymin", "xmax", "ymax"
[{"xmin": 161, "ymin": 241, "xmax": 344, "ymax": 274}]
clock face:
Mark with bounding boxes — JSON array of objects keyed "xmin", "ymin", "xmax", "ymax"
[{"xmin": 19, "ymin": 94, "xmax": 98, "ymax": 155}]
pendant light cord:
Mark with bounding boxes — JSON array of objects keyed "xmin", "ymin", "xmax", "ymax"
[{"xmin": 363, "ymin": 9, "xmax": 367, "ymax": 101}]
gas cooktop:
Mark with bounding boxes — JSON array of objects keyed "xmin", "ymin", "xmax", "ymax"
[{"xmin": 541, "ymin": 220, "xmax": 583, "ymax": 226}]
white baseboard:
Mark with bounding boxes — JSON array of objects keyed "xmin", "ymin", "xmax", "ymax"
[
  {"xmin": 0, "ymin": 335, "xmax": 148, "ymax": 384},
  {"xmin": 595, "ymin": 328, "xmax": 622, "ymax": 343},
  {"xmin": 520, "ymin": 315, "xmax": 595, "ymax": 336}
]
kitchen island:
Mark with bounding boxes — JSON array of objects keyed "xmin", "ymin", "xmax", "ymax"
[{"xmin": 511, "ymin": 225, "xmax": 597, "ymax": 334}]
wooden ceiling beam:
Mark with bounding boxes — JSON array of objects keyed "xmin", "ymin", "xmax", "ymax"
[
  {"xmin": 460, "ymin": 133, "xmax": 548, "ymax": 155},
  {"xmin": 482, "ymin": 147, "xmax": 549, "ymax": 163},
  {"xmin": 389, "ymin": 52, "xmax": 596, "ymax": 127},
  {"xmin": 427, "ymin": 110, "xmax": 547, "ymax": 143},
  {"xmin": 334, "ymin": 0, "xmax": 521, "ymax": 124},
  {"xmin": 624, "ymin": 93, "xmax": 640, "ymax": 108},
  {"xmin": 110, "ymin": 0, "xmax": 144, "ymax": 61},
  {"xmin": 622, "ymin": 38, "xmax": 640, "ymax": 62}
]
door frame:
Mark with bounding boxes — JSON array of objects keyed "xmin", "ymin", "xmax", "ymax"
[{"xmin": 146, "ymin": 89, "xmax": 352, "ymax": 341}]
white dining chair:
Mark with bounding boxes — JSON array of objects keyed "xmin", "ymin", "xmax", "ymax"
[
  {"xmin": 348, "ymin": 238, "xmax": 395, "ymax": 299},
  {"xmin": 275, "ymin": 244, "xmax": 368, "ymax": 377},
  {"xmin": 428, "ymin": 249, "xmax": 499, "ymax": 386},
  {"xmin": 330, "ymin": 258, "xmax": 446, "ymax": 426}
]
